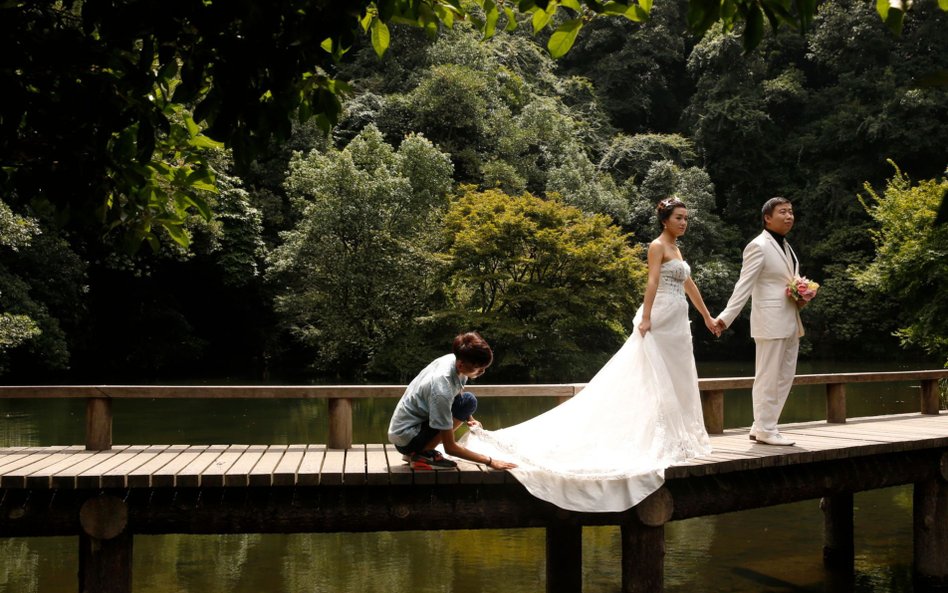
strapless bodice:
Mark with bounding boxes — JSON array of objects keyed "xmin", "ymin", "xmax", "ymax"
[{"xmin": 657, "ymin": 259, "xmax": 690, "ymax": 298}]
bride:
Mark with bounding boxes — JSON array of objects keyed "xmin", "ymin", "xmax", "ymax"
[{"xmin": 462, "ymin": 197, "xmax": 716, "ymax": 512}]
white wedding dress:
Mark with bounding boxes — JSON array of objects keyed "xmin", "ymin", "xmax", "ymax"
[{"xmin": 462, "ymin": 259, "xmax": 712, "ymax": 512}]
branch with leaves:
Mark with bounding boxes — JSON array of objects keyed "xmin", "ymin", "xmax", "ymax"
[{"xmin": 2, "ymin": 0, "xmax": 942, "ymax": 250}]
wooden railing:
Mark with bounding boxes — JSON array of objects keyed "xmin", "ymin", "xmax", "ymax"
[{"xmin": 0, "ymin": 370, "xmax": 945, "ymax": 450}]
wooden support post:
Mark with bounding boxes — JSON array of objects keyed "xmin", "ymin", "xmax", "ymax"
[
  {"xmin": 820, "ymin": 493, "xmax": 854, "ymax": 570},
  {"xmin": 921, "ymin": 379, "xmax": 941, "ymax": 415},
  {"xmin": 914, "ymin": 453, "xmax": 948, "ymax": 591},
  {"xmin": 328, "ymin": 397, "xmax": 353, "ymax": 449},
  {"xmin": 700, "ymin": 390, "xmax": 724, "ymax": 434},
  {"xmin": 621, "ymin": 524, "xmax": 665, "ymax": 593},
  {"xmin": 546, "ymin": 517, "xmax": 582, "ymax": 593},
  {"xmin": 826, "ymin": 383, "xmax": 847, "ymax": 424},
  {"xmin": 85, "ymin": 397, "xmax": 112, "ymax": 451},
  {"xmin": 79, "ymin": 495, "xmax": 131, "ymax": 593},
  {"xmin": 622, "ymin": 488, "xmax": 673, "ymax": 593}
]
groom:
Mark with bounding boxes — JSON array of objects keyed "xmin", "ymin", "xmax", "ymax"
[{"xmin": 714, "ymin": 197, "xmax": 803, "ymax": 446}]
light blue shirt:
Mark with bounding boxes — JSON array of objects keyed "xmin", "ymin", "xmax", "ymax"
[{"xmin": 387, "ymin": 354, "xmax": 467, "ymax": 446}]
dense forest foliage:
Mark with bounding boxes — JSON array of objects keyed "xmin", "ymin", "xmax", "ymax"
[{"xmin": 1, "ymin": 0, "xmax": 946, "ymax": 383}]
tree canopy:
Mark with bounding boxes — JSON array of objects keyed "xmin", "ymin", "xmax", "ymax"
[
  {"xmin": 4, "ymin": 0, "xmax": 936, "ymax": 251},
  {"xmin": 439, "ymin": 187, "xmax": 647, "ymax": 380},
  {"xmin": 1, "ymin": 0, "xmax": 946, "ymax": 380},
  {"xmin": 855, "ymin": 164, "xmax": 948, "ymax": 358}
]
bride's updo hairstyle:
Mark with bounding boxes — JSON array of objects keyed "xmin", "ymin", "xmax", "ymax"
[
  {"xmin": 657, "ymin": 197, "xmax": 686, "ymax": 227},
  {"xmin": 453, "ymin": 331, "xmax": 493, "ymax": 368}
]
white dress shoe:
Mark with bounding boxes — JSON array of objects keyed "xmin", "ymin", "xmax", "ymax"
[
  {"xmin": 756, "ymin": 433, "xmax": 795, "ymax": 446},
  {"xmin": 748, "ymin": 429, "xmax": 758, "ymax": 441}
]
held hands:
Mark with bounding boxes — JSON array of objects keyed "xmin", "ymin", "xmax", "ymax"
[
  {"xmin": 706, "ymin": 317, "xmax": 727, "ymax": 338},
  {"xmin": 466, "ymin": 418, "xmax": 482, "ymax": 429},
  {"xmin": 703, "ymin": 316, "xmax": 722, "ymax": 337},
  {"xmin": 704, "ymin": 317, "xmax": 718, "ymax": 337},
  {"xmin": 647, "ymin": 316, "xmax": 724, "ymax": 337}
]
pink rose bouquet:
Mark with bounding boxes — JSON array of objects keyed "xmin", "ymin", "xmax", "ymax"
[{"xmin": 786, "ymin": 276, "xmax": 819, "ymax": 303}]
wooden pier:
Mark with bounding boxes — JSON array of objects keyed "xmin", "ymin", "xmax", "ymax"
[{"xmin": 0, "ymin": 370, "xmax": 946, "ymax": 593}]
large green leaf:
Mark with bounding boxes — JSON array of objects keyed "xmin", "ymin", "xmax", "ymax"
[
  {"xmin": 548, "ymin": 18, "xmax": 582, "ymax": 58},
  {"xmin": 161, "ymin": 222, "xmax": 190, "ymax": 248},
  {"xmin": 743, "ymin": 3, "xmax": 765, "ymax": 51},
  {"xmin": 605, "ymin": 1, "xmax": 649, "ymax": 21},
  {"xmin": 370, "ymin": 17, "xmax": 391, "ymax": 58},
  {"xmin": 504, "ymin": 7, "xmax": 518, "ymax": 31},
  {"xmin": 532, "ymin": 5, "xmax": 554, "ymax": 33},
  {"xmin": 434, "ymin": 4, "xmax": 457, "ymax": 27},
  {"xmin": 876, "ymin": 0, "xmax": 909, "ymax": 34},
  {"xmin": 761, "ymin": 0, "xmax": 797, "ymax": 30},
  {"xmin": 483, "ymin": 0, "xmax": 499, "ymax": 38},
  {"xmin": 687, "ymin": 0, "xmax": 722, "ymax": 33}
]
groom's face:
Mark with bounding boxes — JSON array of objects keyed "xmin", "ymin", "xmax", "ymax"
[{"xmin": 764, "ymin": 203, "xmax": 794, "ymax": 235}]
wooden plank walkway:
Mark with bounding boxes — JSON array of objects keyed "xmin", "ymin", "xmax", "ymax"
[
  {"xmin": 1, "ymin": 412, "xmax": 946, "ymax": 593},
  {"xmin": 1, "ymin": 413, "xmax": 945, "ymax": 490}
]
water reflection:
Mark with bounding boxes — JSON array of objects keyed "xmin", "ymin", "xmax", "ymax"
[
  {"xmin": 0, "ymin": 487, "xmax": 916, "ymax": 593},
  {"xmin": 0, "ymin": 360, "xmax": 939, "ymax": 592}
]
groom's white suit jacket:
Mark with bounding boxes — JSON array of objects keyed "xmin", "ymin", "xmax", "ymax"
[{"xmin": 719, "ymin": 230, "xmax": 804, "ymax": 339}]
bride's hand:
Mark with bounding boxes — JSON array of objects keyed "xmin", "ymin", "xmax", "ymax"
[
  {"xmin": 704, "ymin": 317, "xmax": 721, "ymax": 337},
  {"xmin": 466, "ymin": 419, "xmax": 482, "ymax": 429},
  {"xmin": 638, "ymin": 318, "xmax": 651, "ymax": 336}
]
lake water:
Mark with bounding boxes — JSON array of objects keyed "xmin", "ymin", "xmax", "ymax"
[{"xmin": 0, "ymin": 358, "xmax": 942, "ymax": 593}]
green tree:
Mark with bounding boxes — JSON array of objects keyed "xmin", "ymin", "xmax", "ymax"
[
  {"xmin": 438, "ymin": 187, "xmax": 647, "ymax": 381},
  {"xmin": 395, "ymin": 63, "xmax": 507, "ymax": 180},
  {"xmin": 559, "ymin": 0, "xmax": 690, "ymax": 132},
  {"xmin": 0, "ymin": 201, "xmax": 41, "ymax": 360},
  {"xmin": 635, "ymin": 160, "xmax": 736, "ymax": 263},
  {"xmin": 267, "ymin": 126, "xmax": 453, "ymax": 378},
  {"xmin": 8, "ymin": 0, "xmax": 902, "ymax": 250},
  {"xmin": 0, "ymin": 200, "xmax": 88, "ymax": 377},
  {"xmin": 854, "ymin": 163, "xmax": 948, "ymax": 361},
  {"xmin": 680, "ymin": 0, "xmax": 948, "ymax": 357}
]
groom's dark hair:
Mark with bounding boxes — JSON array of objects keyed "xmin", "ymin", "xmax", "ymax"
[
  {"xmin": 761, "ymin": 197, "xmax": 791, "ymax": 222},
  {"xmin": 453, "ymin": 332, "xmax": 493, "ymax": 367}
]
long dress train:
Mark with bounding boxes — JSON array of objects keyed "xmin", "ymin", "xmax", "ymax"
[{"xmin": 462, "ymin": 259, "xmax": 712, "ymax": 512}]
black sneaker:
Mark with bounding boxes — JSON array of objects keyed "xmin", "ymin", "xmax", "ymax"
[{"xmin": 410, "ymin": 450, "xmax": 457, "ymax": 470}]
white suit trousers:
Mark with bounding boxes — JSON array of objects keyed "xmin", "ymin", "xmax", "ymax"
[{"xmin": 752, "ymin": 335, "xmax": 800, "ymax": 438}]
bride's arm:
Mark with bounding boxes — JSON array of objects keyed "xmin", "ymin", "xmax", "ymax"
[
  {"xmin": 684, "ymin": 277, "xmax": 717, "ymax": 335},
  {"xmin": 638, "ymin": 241, "xmax": 664, "ymax": 335}
]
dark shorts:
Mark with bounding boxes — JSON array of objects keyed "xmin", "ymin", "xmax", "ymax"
[{"xmin": 394, "ymin": 391, "xmax": 478, "ymax": 455}]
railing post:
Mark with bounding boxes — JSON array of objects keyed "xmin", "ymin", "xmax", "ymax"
[
  {"xmin": 821, "ymin": 493, "xmax": 854, "ymax": 570},
  {"xmin": 826, "ymin": 383, "xmax": 847, "ymax": 424},
  {"xmin": 622, "ymin": 487, "xmax": 673, "ymax": 593},
  {"xmin": 328, "ymin": 397, "xmax": 353, "ymax": 449},
  {"xmin": 85, "ymin": 397, "xmax": 112, "ymax": 451},
  {"xmin": 546, "ymin": 514, "xmax": 582, "ymax": 593},
  {"xmin": 79, "ymin": 494, "xmax": 132, "ymax": 593},
  {"xmin": 700, "ymin": 390, "xmax": 724, "ymax": 434},
  {"xmin": 913, "ymin": 452, "xmax": 948, "ymax": 590},
  {"xmin": 921, "ymin": 379, "xmax": 941, "ymax": 415}
]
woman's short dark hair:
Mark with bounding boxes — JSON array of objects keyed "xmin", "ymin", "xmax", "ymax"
[
  {"xmin": 453, "ymin": 332, "xmax": 493, "ymax": 367},
  {"xmin": 761, "ymin": 197, "xmax": 791, "ymax": 222},
  {"xmin": 657, "ymin": 197, "xmax": 686, "ymax": 225}
]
